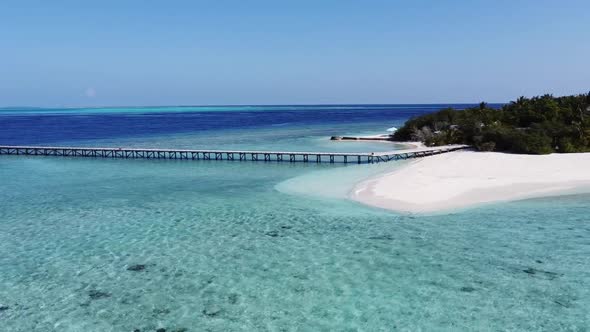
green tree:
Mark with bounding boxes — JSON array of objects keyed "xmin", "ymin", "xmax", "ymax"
[{"xmin": 392, "ymin": 92, "xmax": 590, "ymax": 154}]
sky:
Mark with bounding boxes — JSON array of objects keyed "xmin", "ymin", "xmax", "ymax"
[{"xmin": 1, "ymin": 0, "xmax": 589, "ymax": 107}]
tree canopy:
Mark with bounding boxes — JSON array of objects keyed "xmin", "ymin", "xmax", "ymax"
[{"xmin": 392, "ymin": 92, "xmax": 590, "ymax": 154}]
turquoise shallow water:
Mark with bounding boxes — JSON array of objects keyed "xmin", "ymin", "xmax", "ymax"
[
  {"xmin": 1, "ymin": 157, "xmax": 589, "ymax": 331},
  {"xmin": 0, "ymin": 105, "xmax": 589, "ymax": 331}
]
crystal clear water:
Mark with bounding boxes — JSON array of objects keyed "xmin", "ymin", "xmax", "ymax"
[{"xmin": 0, "ymin": 105, "xmax": 588, "ymax": 331}]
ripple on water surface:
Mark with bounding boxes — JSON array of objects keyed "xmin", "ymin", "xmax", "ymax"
[{"xmin": 0, "ymin": 157, "xmax": 589, "ymax": 331}]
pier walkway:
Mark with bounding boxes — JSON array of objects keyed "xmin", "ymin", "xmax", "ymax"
[{"xmin": 0, "ymin": 145, "xmax": 469, "ymax": 164}]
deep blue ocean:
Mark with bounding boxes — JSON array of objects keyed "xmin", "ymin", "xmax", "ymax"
[
  {"xmin": 0, "ymin": 105, "xmax": 588, "ymax": 331},
  {"xmin": 0, "ymin": 104, "xmax": 486, "ymax": 146}
]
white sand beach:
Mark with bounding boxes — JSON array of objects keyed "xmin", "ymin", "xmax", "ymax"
[{"xmin": 352, "ymin": 151, "xmax": 590, "ymax": 213}]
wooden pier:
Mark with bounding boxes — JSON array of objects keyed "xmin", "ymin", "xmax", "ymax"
[{"xmin": 0, "ymin": 145, "xmax": 469, "ymax": 164}]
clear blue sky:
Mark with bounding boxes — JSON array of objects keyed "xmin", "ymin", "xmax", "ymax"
[{"xmin": 1, "ymin": 0, "xmax": 589, "ymax": 107}]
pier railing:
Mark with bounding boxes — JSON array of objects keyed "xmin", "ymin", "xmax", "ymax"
[{"xmin": 0, "ymin": 145, "xmax": 469, "ymax": 164}]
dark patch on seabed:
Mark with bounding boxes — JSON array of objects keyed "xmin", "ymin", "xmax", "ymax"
[
  {"xmin": 136, "ymin": 328, "xmax": 188, "ymax": 332},
  {"xmin": 88, "ymin": 290, "xmax": 111, "ymax": 300},
  {"xmin": 127, "ymin": 264, "xmax": 148, "ymax": 271},
  {"xmin": 265, "ymin": 230, "xmax": 281, "ymax": 237},
  {"xmin": 553, "ymin": 299, "xmax": 571, "ymax": 308},
  {"xmin": 522, "ymin": 267, "xmax": 562, "ymax": 280},
  {"xmin": 368, "ymin": 234, "xmax": 395, "ymax": 240},
  {"xmin": 460, "ymin": 286, "xmax": 476, "ymax": 293},
  {"xmin": 228, "ymin": 293, "xmax": 239, "ymax": 304}
]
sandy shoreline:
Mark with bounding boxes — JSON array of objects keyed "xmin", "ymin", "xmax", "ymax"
[{"xmin": 351, "ymin": 151, "xmax": 590, "ymax": 213}]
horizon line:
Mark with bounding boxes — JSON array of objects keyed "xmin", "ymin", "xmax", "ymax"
[{"xmin": 0, "ymin": 102, "xmax": 508, "ymax": 110}]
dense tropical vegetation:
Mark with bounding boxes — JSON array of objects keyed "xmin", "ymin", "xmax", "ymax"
[{"xmin": 392, "ymin": 93, "xmax": 590, "ymax": 154}]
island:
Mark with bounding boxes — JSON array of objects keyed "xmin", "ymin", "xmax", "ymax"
[
  {"xmin": 392, "ymin": 93, "xmax": 590, "ymax": 154},
  {"xmin": 351, "ymin": 93, "xmax": 590, "ymax": 213}
]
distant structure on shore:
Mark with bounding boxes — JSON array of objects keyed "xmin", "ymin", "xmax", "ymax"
[{"xmin": 330, "ymin": 135, "xmax": 392, "ymax": 142}]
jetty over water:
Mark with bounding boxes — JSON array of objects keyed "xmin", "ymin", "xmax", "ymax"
[{"xmin": 0, "ymin": 145, "xmax": 469, "ymax": 164}]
